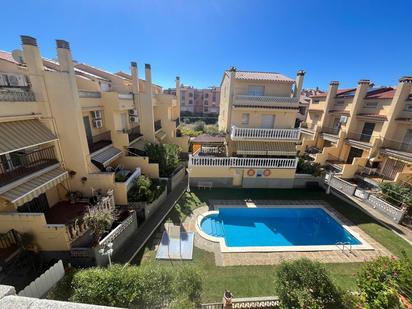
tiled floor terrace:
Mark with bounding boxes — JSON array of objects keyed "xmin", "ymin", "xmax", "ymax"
[{"xmin": 45, "ymin": 201, "xmax": 90, "ymax": 225}]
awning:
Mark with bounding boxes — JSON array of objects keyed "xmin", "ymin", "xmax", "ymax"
[
  {"xmin": 155, "ymin": 130, "xmax": 167, "ymax": 141},
  {"xmin": 235, "ymin": 141, "xmax": 297, "ymax": 156},
  {"xmin": 91, "ymin": 146, "xmax": 122, "ymax": 167},
  {"xmin": 0, "ymin": 167, "xmax": 68, "ymax": 207},
  {"xmin": 129, "ymin": 138, "xmax": 145, "ymax": 151},
  {"xmin": 0, "ymin": 119, "xmax": 57, "ymax": 155}
]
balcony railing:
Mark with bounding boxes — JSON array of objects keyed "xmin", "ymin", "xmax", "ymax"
[
  {"xmin": 231, "ymin": 126, "xmax": 300, "ymax": 140},
  {"xmin": 88, "ymin": 131, "xmax": 112, "ymax": 153},
  {"xmin": 0, "ymin": 89, "xmax": 35, "ymax": 102},
  {"xmin": 127, "ymin": 126, "xmax": 142, "ymax": 142},
  {"xmin": 0, "ymin": 146, "xmax": 58, "ymax": 187},
  {"xmin": 189, "ymin": 155, "xmax": 298, "ymax": 168},
  {"xmin": 118, "ymin": 93, "xmax": 133, "ymax": 100},
  {"xmin": 154, "ymin": 120, "xmax": 162, "ymax": 132},
  {"xmin": 175, "ymin": 118, "xmax": 180, "ymax": 128},
  {"xmin": 233, "ymin": 95, "xmax": 299, "ymax": 108},
  {"xmin": 322, "ymin": 126, "xmax": 340, "ymax": 135},
  {"xmin": 382, "ymin": 138, "xmax": 412, "ymax": 152},
  {"xmin": 78, "ymin": 91, "xmax": 101, "ymax": 98},
  {"xmin": 346, "ymin": 131, "xmax": 375, "ymax": 143}
]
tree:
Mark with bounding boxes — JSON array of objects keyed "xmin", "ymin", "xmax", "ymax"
[
  {"xmin": 83, "ymin": 207, "xmax": 114, "ymax": 243},
  {"xmin": 128, "ymin": 175, "xmax": 154, "ymax": 202},
  {"xmin": 379, "ymin": 182, "xmax": 412, "ymax": 208},
  {"xmin": 275, "ymin": 259, "xmax": 348, "ymax": 309},
  {"xmin": 144, "ymin": 143, "xmax": 181, "ymax": 177}
]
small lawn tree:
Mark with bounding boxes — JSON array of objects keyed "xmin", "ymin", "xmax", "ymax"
[
  {"xmin": 83, "ymin": 207, "xmax": 114, "ymax": 244},
  {"xmin": 275, "ymin": 258, "xmax": 349, "ymax": 309}
]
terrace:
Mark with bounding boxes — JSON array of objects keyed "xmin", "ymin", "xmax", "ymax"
[
  {"xmin": 88, "ymin": 131, "xmax": 112, "ymax": 154},
  {"xmin": 233, "ymin": 95, "xmax": 299, "ymax": 109},
  {"xmin": 230, "ymin": 126, "xmax": 300, "ymax": 141},
  {"xmin": 0, "ymin": 146, "xmax": 59, "ymax": 187}
]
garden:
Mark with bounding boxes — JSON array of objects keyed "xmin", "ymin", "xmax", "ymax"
[{"xmin": 177, "ymin": 120, "xmax": 224, "ymax": 137}]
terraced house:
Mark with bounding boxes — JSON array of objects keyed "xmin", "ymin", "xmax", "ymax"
[
  {"xmin": 188, "ymin": 68, "xmax": 304, "ymax": 188},
  {"xmin": 300, "ymin": 77, "xmax": 412, "ymax": 185},
  {"xmin": 0, "ymin": 36, "xmax": 185, "ymax": 259}
]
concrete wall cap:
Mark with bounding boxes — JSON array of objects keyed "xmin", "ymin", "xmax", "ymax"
[
  {"xmin": 358, "ymin": 79, "xmax": 371, "ymax": 84},
  {"xmin": 399, "ymin": 76, "xmax": 412, "ymax": 83},
  {"xmin": 145, "ymin": 64, "xmax": 151, "ymax": 69},
  {"xmin": 56, "ymin": 39, "xmax": 70, "ymax": 50},
  {"xmin": 21, "ymin": 35, "xmax": 37, "ymax": 46},
  {"xmin": 329, "ymin": 81, "xmax": 339, "ymax": 86},
  {"xmin": 131, "ymin": 61, "xmax": 137, "ymax": 67}
]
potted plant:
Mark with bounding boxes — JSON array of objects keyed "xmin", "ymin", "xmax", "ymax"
[{"xmin": 83, "ymin": 208, "xmax": 115, "ymax": 246}]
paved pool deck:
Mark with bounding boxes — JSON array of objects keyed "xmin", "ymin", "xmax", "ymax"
[{"xmin": 183, "ymin": 200, "xmax": 392, "ymax": 266}]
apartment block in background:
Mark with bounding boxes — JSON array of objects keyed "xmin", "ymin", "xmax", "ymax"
[
  {"xmin": 0, "ymin": 36, "xmax": 185, "ymax": 259},
  {"xmin": 300, "ymin": 77, "xmax": 412, "ymax": 185},
  {"xmin": 188, "ymin": 68, "xmax": 304, "ymax": 188},
  {"xmin": 164, "ymin": 85, "xmax": 220, "ymax": 115}
]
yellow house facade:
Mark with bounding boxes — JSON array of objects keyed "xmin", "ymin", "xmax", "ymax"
[
  {"xmin": 300, "ymin": 77, "xmax": 412, "ymax": 185},
  {"xmin": 0, "ymin": 36, "xmax": 184, "ymax": 253},
  {"xmin": 189, "ymin": 68, "xmax": 304, "ymax": 188}
]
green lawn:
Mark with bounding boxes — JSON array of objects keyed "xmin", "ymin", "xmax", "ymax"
[{"xmin": 138, "ymin": 188, "xmax": 412, "ymax": 303}]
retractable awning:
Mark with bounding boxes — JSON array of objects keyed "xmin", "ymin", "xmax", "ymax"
[
  {"xmin": 0, "ymin": 119, "xmax": 57, "ymax": 155},
  {"xmin": 129, "ymin": 138, "xmax": 145, "ymax": 151},
  {"xmin": 235, "ymin": 141, "xmax": 297, "ymax": 156},
  {"xmin": 0, "ymin": 167, "xmax": 68, "ymax": 207},
  {"xmin": 91, "ymin": 146, "xmax": 122, "ymax": 168}
]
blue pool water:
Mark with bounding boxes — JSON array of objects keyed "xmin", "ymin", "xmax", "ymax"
[{"xmin": 200, "ymin": 208, "xmax": 361, "ymax": 247}]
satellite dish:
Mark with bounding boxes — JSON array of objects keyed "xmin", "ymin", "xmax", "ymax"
[{"xmin": 11, "ymin": 49, "xmax": 24, "ymax": 64}]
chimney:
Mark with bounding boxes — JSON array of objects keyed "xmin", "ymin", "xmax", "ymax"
[
  {"xmin": 176, "ymin": 76, "xmax": 180, "ymax": 95},
  {"xmin": 294, "ymin": 70, "xmax": 305, "ymax": 97},
  {"xmin": 21, "ymin": 35, "xmax": 43, "ymax": 74},
  {"xmin": 131, "ymin": 61, "xmax": 139, "ymax": 94},
  {"xmin": 393, "ymin": 76, "xmax": 412, "ymax": 104},
  {"xmin": 56, "ymin": 39, "xmax": 75, "ymax": 75},
  {"xmin": 145, "ymin": 64, "xmax": 152, "ymax": 94},
  {"xmin": 326, "ymin": 81, "xmax": 339, "ymax": 100}
]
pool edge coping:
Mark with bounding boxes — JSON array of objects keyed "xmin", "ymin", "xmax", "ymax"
[{"xmin": 195, "ymin": 204, "xmax": 374, "ymax": 253}]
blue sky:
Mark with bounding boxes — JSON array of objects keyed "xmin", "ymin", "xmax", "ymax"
[{"xmin": 2, "ymin": 0, "xmax": 411, "ymax": 89}]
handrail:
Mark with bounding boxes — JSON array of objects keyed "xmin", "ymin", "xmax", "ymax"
[{"xmin": 231, "ymin": 125, "xmax": 300, "ymax": 140}]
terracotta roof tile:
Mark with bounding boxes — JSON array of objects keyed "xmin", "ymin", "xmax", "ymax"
[
  {"xmin": 233, "ymin": 71, "xmax": 294, "ymax": 83},
  {"xmin": 310, "ymin": 88, "xmax": 356, "ymax": 98},
  {"xmin": 0, "ymin": 50, "xmax": 18, "ymax": 64}
]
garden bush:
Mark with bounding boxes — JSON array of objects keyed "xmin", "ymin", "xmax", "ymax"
[
  {"xmin": 379, "ymin": 182, "xmax": 412, "ymax": 208},
  {"xmin": 296, "ymin": 155, "xmax": 322, "ymax": 176},
  {"xmin": 275, "ymin": 259, "xmax": 349, "ymax": 309},
  {"xmin": 357, "ymin": 254, "xmax": 412, "ymax": 308},
  {"xmin": 145, "ymin": 143, "xmax": 181, "ymax": 177},
  {"xmin": 127, "ymin": 175, "xmax": 165, "ymax": 203},
  {"xmin": 67, "ymin": 264, "xmax": 202, "ymax": 309}
]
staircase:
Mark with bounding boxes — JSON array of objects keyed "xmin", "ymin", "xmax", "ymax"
[{"xmin": 207, "ymin": 216, "xmax": 224, "ymax": 237}]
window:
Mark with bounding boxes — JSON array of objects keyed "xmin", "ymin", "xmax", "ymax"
[
  {"xmin": 313, "ymin": 99, "xmax": 320, "ymax": 104},
  {"xmin": 204, "ymin": 93, "xmax": 209, "ymax": 98},
  {"xmin": 405, "ymin": 104, "xmax": 412, "ymax": 111},
  {"xmin": 204, "ymin": 100, "xmax": 208, "ymax": 105},
  {"xmin": 365, "ymin": 102, "xmax": 378, "ymax": 108},
  {"xmin": 204, "ymin": 107, "xmax": 209, "ymax": 112},
  {"xmin": 241, "ymin": 113, "xmax": 249, "ymax": 125},
  {"xmin": 212, "ymin": 93, "xmax": 217, "ymax": 101},
  {"xmin": 181, "ymin": 95, "xmax": 185, "ymax": 101},
  {"xmin": 247, "ymin": 85, "xmax": 264, "ymax": 96},
  {"xmin": 335, "ymin": 100, "xmax": 344, "ymax": 105},
  {"xmin": 189, "ymin": 100, "xmax": 193, "ymax": 104}
]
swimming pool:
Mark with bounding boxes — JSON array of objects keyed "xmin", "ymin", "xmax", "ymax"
[{"xmin": 198, "ymin": 207, "xmax": 369, "ymax": 252}]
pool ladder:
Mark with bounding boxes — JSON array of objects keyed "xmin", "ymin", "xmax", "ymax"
[{"xmin": 336, "ymin": 242, "xmax": 352, "ymax": 254}]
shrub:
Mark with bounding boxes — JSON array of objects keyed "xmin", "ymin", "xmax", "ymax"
[
  {"xmin": 83, "ymin": 207, "xmax": 115, "ymax": 242},
  {"xmin": 297, "ymin": 156, "xmax": 322, "ymax": 176},
  {"xmin": 379, "ymin": 182, "xmax": 412, "ymax": 208},
  {"xmin": 192, "ymin": 120, "xmax": 206, "ymax": 132},
  {"xmin": 127, "ymin": 175, "xmax": 165, "ymax": 203},
  {"xmin": 357, "ymin": 254, "xmax": 412, "ymax": 308},
  {"xmin": 145, "ymin": 143, "xmax": 181, "ymax": 177},
  {"xmin": 275, "ymin": 259, "xmax": 345, "ymax": 309},
  {"xmin": 68, "ymin": 264, "xmax": 202, "ymax": 309}
]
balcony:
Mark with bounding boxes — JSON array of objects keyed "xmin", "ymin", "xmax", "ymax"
[
  {"xmin": 88, "ymin": 131, "xmax": 112, "ymax": 153},
  {"xmin": 230, "ymin": 126, "xmax": 300, "ymax": 141},
  {"xmin": 0, "ymin": 146, "xmax": 58, "ymax": 187},
  {"xmin": 0, "ymin": 89, "xmax": 35, "ymax": 102},
  {"xmin": 189, "ymin": 155, "xmax": 298, "ymax": 169},
  {"xmin": 382, "ymin": 138, "xmax": 412, "ymax": 153},
  {"xmin": 78, "ymin": 91, "xmax": 101, "ymax": 98},
  {"xmin": 127, "ymin": 126, "xmax": 142, "ymax": 142},
  {"xmin": 322, "ymin": 126, "xmax": 340, "ymax": 135},
  {"xmin": 233, "ymin": 95, "xmax": 299, "ymax": 109},
  {"xmin": 154, "ymin": 120, "xmax": 162, "ymax": 132}
]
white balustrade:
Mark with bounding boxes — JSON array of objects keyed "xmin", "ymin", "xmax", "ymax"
[
  {"xmin": 366, "ymin": 194, "xmax": 406, "ymax": 223},
  {"xmin": 189, "ymin": 155, "xmax": 298, "ymax": 169},
  {"xmin": 231, "ymin": 126, "xmax": 300, "ymax": 140},
  {"xmin": 234, "ymin": 95, "xmax": 299, "ymax": 104}
]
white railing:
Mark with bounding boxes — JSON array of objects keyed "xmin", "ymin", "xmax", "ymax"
[
  {"xmin": 189, "ymin": 155, "xmax": 298, "ymax": 168},
  {"xmin": 231, "ymin": 126, "xmax": 300, "ymax": 140},
  {"xmin": 18, "ymin": 260, "xmax": 65, "ymax": 298},
  {"xmin": 366, "ymin": 194, "xmax": 406, "ymax": 223},
  {"xmin": 99, "ymin": 212, "xmax": 136, "ymax": 247},
  {"xmin": 328, "ymin": 175, "xmax": 357, "ymax": 196}
]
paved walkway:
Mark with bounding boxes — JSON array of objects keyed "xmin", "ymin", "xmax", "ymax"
[
  {"xmin": 112, "ymin": 176, "xmax": 188, "ymax": 264},
  {"xmin": 184, "ymin": 201, "xmax": 391, "ymax": 266}
]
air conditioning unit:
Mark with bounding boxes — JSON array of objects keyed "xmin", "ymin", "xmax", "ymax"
[
  {"xmin": 129, "ymin": 116, "xmax": 139, "ymax": 123},
  {"xmin": 91, "ymin": 110, "xmax": 102, "ymax": 119},
  {"xmin": 128, "ymin": 109, "xmax": 137, "ymax": 116},
  {"xmin": 340, "ymin": 115, "xmax": 348, "ymax": 124},
  {"xmin": 93, "ymin": 119, "xmax": 103, "ymax": 128},
  {"xmin": 5, "ymin": 73, "xmax": 27, "ymax": 87},
  {"xmin": 0, "ymin": 74, "xmax": 7, "ymax": 86}
]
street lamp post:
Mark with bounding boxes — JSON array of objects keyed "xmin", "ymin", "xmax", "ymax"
[
  {"xmin": 326, "ymin": 170, "xmax": 334, "ymax": 195},
  {"xmin": 186, "ymin": 168, "xmax": 191, "ymax": 192},
  {"xmin": 99, "ymin": 242, "xmax": 114, "ymax": 266}
]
